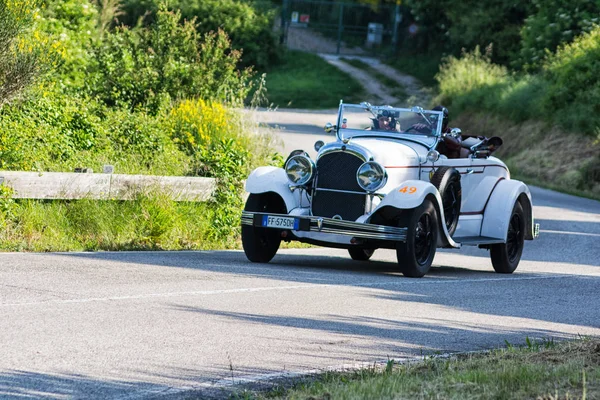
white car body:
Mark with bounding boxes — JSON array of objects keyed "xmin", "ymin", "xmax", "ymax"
[{"xmin": 242, "ymin": 102, "xmax": 539, "ymax": 276}]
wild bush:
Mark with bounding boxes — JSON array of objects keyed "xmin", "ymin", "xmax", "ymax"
[
  {"xmin": 37, "ymin": 0, "xmax": 99, "ymax": 90},
  {"xmin": 120, "ymin": 0, "xmax": 279, "ymax": 69},
  {"xmin": 0, "ymin": 0, "xmax": 55, "ymax": 106},
  {"xmin": 518, "ymin": 0, "xmax": 600, "ymax": 70},
  {"xmin": 87, "ymin": 5, "xmax": 254, "ymax": 113},
  {"xmin": 542, "ymin": 26, "xmax": 600, "ymax": 135},
  {"xmin": 403, "ymin": 0, "xmax": 532, "ymax": 65}
]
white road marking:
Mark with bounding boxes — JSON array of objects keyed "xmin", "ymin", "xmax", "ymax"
[
  {"xmin": 541, "ymin": 229, "xmax": 600, "ymax": 237},
  {"xmin": 0, "ymin": 274, "xmax": 588, "ymax": 308}
]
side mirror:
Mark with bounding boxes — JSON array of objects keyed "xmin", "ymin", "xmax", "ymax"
[{"xmin": 324, "ymin": 122, "xmax": 336, "ymax": 133}]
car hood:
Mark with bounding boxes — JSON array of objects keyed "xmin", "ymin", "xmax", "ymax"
[{"xmin": 349, "ymin": 137, "xmax": 428, "ymax": 167}]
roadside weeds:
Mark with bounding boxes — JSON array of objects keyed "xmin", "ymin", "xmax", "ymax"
[{"xmin": 220, "ymin": 337, "xmax": 600, "ymax": 400}]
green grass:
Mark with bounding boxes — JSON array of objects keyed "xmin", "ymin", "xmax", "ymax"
[
  {"xmin": 385, "ymin": 51, "xmax": 443, "ymax": 88},
  {"xmin": 340, "ymin": 58, "xmax": 408, "ymax": 100},
  {"xmin": 265, "ymin": 50, "xmax": 365, "ymax": 109},
  {"xmin": 236, "ymin": 338, "xmax": 600, "ymax": 399},
  {"xmin": 0, "ymin": 194, "xmax": 239, "ymax": 252}
]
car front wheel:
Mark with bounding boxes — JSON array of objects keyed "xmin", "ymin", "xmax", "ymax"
[
  {"xmin": 490, "ymin": 201, "xmax": 525, "ymax": 273},
  {"xmin": 396, "ymin": 199, "xmax": 439, "ymax": 278},
  {"xmin": 242, "ymin": 193, "xmax": 286, "ymax": 263}
]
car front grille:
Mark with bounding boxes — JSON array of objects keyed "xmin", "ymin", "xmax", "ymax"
[{"xmin": 312, "ymin": 151, "xmax": 366, "ymax": 221}]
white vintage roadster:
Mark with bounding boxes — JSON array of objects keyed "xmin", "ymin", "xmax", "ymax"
[{"xmin": 241, "ymin": 102, "xmax": 539, "ymax": 277}]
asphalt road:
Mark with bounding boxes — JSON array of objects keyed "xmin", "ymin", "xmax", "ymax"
[{"xmin": 1, "ymin": 110, "xmax": 599, "ymax": 399}]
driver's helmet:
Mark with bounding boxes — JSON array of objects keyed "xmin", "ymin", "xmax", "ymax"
[{"xmin": 432, "ymin": 105, "xmax": 449, "ymax": 131}]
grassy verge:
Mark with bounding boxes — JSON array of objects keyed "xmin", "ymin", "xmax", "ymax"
[
  {"xmin": 340, "ymin": 58, "xmax": 407, "ymax": 100},
  {"xmin": 265, "ymin": 50, "xmax": 365, "ymax": 109},
  {"xmin": 237, "ymin": 338, "xmax": 600, "ymax": 399},
  {"xmin": 385, "ymin": 52, "xmax": 443, "ymax": 88},
  {"xmin": 0, "ymin": 194, "xmax": 237, "ymax": 251}
]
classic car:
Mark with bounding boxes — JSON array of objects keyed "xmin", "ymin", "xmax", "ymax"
[{"xmin": 241, "ymin": 102, "xmax": 539, "ymax": 277}]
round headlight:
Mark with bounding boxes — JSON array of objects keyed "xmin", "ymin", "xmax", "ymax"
[
  {"xmin": 285, "ymin": 155, "xmax": 315, "ymax": 186},
  {"xmin": 356, "ymin": 162, "xmax": 387, "ymax": 192}
]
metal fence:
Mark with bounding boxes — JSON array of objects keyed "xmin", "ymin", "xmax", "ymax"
[{"xmin": 280, "ymin": 0, "xmax": 401, "ymax": 55}]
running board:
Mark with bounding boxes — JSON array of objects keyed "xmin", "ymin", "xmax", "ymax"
[{"xmin": 454, "ymin": 236, "xmax": 505, "ymax": 246}]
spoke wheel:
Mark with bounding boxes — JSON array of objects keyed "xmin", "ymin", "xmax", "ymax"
[
  {"xmin": 490, "ymin": 201, "xmax": 525, "ymax": 273},
  {"xmin": 396, "ymin": 199, "xmax": 439, "ymax": 278},
  {"xmin": 414, "ymin": 213, "xmax": 434, "ymax": 265}
]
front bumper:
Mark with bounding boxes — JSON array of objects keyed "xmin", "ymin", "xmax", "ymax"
[{"xmin": 241, "ymin": 211, "xmax": 407, "ymax": 242}]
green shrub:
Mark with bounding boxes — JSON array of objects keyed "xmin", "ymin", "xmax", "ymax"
[
  {"xmin": 120, "ymin": 0, "xmax": 280, "ymax": 69},
  {"xmin": 0, "ymin": 0, "xmax": 54, "ymax": 106},
  {"xmin": 403, "ymin": 0, "xmax": 531, "ymax": 65},
  {"xmin": 87, "ymin": 5, "xmax": 254, "ymax": 113},
  {"xmin": 542, "ymin": 26, "xmax": 600, "ymax": 135},
  {"xmin": 518, "ymin": 0, "xmax": 600, "ymax": 70},
  {"xmin": 37, "ymin": 0, "xmax": 98, "ymax": 90}
]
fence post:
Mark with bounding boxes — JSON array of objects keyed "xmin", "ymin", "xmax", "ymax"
[
  {"xmin": 280, "ymin": 0, "xmax": 288, "ymax": 45},
  {"xmin": 392, "ymin": 3, "xmax": 401, "ymax": 52},
  {"xmin": 336, "ymin": 2, "xmax": 344, "ymax": 55}
]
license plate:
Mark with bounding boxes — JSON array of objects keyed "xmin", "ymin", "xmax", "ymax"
[{"xmin": 262, "ymin": 215, "xmax": 299, "ymax": 230}]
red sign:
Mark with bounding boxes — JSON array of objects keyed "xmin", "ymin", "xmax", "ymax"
[{"xmin": 300, "ymin": 14, "xmax": 310, "ymax": 23}]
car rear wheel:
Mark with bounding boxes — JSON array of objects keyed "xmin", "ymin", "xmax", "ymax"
[
  {"xmin": 242, "ymin": 193, "xmax": 286, "ymax": 263},
  {"xmin": 348, "ymin": 248, "xmax": 375, "ymax": 261},
  {"xmin": 490, "ymin": 201, "xmax": 524, "ymax": 273},
  {"xmin": 396, "ymin": 199, "xmax": 439, "ymax": 278},
  {"xmin": 430, "ymin": 166, "xmax": 461, "ymax": 237}
]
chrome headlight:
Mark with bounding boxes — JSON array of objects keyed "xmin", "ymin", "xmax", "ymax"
[
  {"xmin": 356, "ymin": 161, "xmax": 387, "ymax": 192},
  {"xmin": 285, "ymin": 154, "xmax": 315, "ymax": 186}
]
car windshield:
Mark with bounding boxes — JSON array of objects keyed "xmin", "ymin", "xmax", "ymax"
[{"xmin": 338, "ymin": 104, "xmax": 443, "ymax": 145}]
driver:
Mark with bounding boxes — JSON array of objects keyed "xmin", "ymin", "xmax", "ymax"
[{"xmin": 373, "ymin": 110, "xmax": 398, "ymax": 132}]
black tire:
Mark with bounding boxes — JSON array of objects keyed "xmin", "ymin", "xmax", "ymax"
[
  {"xmin": 348, "ymin": 248, "xmax": 375, "ymax": 261},
  {"xmin": 396, "ymin": 199, "xmax": 439, "ymax": 278},
  {"xmin": 490, "ymin": 201, "xmax": 525, "ymax": 274},
  {"xmin": 241, "ymin": 193, "xmax": 286, "ymax": 263},
  {"xmin": 430, "ymin": 166, "xmax": 461, "ymax": 237}
]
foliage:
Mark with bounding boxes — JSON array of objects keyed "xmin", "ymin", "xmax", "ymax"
[
  {"xmin": 0, "ymin": 0, "xmax": 54, "ymax": 107},
  {"xmin": 403, "ymin": 0, "xmax": 532, "ymax": 65},
  {"xmin": 542, "ymin": 26, "xmax": 600, "ymax": 135},
  {"xmin": 266, "ymin": 50, "xmax": 365, "ymax": 109},
  {"xmin": 436, "ymin": 26, "xmax": 600, "ymax": 137},
  {"xmin": 0, "ymin": 89, "xmax": 188, "ymax": 174},
  {"xmin": 120, "ymin": 0, "xmax": 280, "ymax": 69},
  {"xmin": 36, "ymin": 0, "xmax": 98, "ymax": 90},
  {"xmin": 518, "ymin": 0, "xmax": 600, "ymax": 70},
  {"xmin": 87, "ymin": 6, "xmax": 254, "ymax": 114},
  {"xmin": 385, "ymin": 52, "xmax": 442, "ymax": 88}
]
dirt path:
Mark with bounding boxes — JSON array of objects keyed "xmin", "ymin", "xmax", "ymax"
[
  {"xmin": 284, "ymin": 26, "xmax": 432, "ymax": 107},
  {"xmin": 319, "ymin": 54, "xmax": 432, "ymax": 108},
  {"xmin": 286, "ymin": 25, "xmax": 366, "ymax": 55}
]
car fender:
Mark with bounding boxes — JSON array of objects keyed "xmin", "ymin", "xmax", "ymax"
[
  {"xmin": 371, "ymin": 180, "xmax": 459, "ymax": 248},
  {"xmin": 245, "ymin": 166, "xmax": 301, "ymax": 212},
  {"xmin": 481, "ymin": 179, "xmax": 535, "ymax": 240}
]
